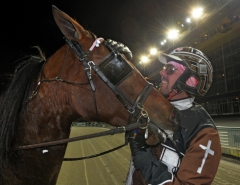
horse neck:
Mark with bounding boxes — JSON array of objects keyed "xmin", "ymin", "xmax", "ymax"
[
  {"xmin": 11, "ymin": 90, "xmax": 76, "ymax": 184},
  {"xmin": 13, "ymin": 46, "xmax": 82, "ymax": 144}
]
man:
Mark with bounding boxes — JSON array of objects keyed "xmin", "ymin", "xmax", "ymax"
[{"xmin": 125, "ymin": 47, "xmax": 222, "ymax": 185}]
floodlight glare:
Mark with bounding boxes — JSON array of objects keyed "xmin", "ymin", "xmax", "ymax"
[
  {"xmin": 167, "ymin": 29, "xmax": 179, "ymax": 40},
  {"xmin": 141, "ymin": 56, "xmax": 149, "ymax": 63},
  {"xmin": 186, "ymin": 18, "xmax": 191, "ymax": 23},
  {"xmin": 150, "ymin": 48, "xmax": 157, "ymax": 55},
  {"xmin": 192, "ymin": 7, "xmax": 203, "ymax": 19}
]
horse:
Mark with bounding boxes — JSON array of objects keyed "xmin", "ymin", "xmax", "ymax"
[{"xmin": 0, "ymin": 5, "xmax": 180, "ymax": 185}]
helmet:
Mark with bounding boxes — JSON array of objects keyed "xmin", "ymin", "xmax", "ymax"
[{"xmin": 158, "ymin": 46, "xmax": 213, "ymax": 96}]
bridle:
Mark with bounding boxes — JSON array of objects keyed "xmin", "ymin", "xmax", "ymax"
[
  {"xmin": 66, "ymin": 36, "xmax": 153, "ymax": 125},
  {"xmin": 16, "ymin": 35, "xmax": 155, "ymax": 160}
]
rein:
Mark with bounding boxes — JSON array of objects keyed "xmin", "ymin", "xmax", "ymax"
[
  {"xmin": 17, "ymin": 122, "xmax": 146, "ymax": 154},
  {"xmin": 17, "ymin": 36, "xmax": 154, "ymax": 160}
]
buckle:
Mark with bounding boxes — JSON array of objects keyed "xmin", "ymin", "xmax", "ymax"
[
  {"xmin": 127, "ymin": 108, "xmax": 135, "ymax": 114},
  {"xmin": 88, "ymin": 61, "xmax": 95, "ymax": 67}
]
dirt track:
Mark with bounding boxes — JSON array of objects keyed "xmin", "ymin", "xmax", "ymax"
[{"xmin": 56, "ymin": 127, "xmax": 240, "ymax": 185}]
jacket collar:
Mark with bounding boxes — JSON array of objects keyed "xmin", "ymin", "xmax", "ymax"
[{"xmin": 170, "ymin": 97, "xmax": 194, "ymax": 110}]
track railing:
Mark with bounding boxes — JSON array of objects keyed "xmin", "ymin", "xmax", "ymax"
[{"xmin": 217, "ymin": 126, "xmax": 240, "ymax": 148}]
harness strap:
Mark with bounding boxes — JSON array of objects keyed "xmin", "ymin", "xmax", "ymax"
[
  {"xmin": 65, "ymin": 38, "xmax": 103, "ymax": 121},
  {"xmin": 89, "ymin": 60, "xmax": 131, "ymax": 111},
  {"xmin": 89, "ymin": 61, "xmax": 153, "ymax": 115},
  {"xmin": 167, "ymin": 89, "xmax": 178, "ymax": 100},
  {"xmin": 65, "ymin": 38, "xmax": 101, "ymax": 91},
  {"xmin": 126, "ymin": 83, "xmax": 152, "ymax": 127},
  {"xmin": 115, "ymin": 86, "xmax": 134, "ymax": 104}
]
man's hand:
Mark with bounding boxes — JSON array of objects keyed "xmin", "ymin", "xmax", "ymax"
[
  {"xmin": 129, "ymin": 129, "xmax": 147, "ymax": 156},
  {"xmin": 129, "ymin": 129, "xmax": 172, "ymax": 184},
  {"xmin": 105, "ymin": 39, "xmax": 133, "ymax": 61}
]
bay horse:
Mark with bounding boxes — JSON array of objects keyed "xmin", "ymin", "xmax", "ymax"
[{"xmin": 0, "ymin": 5, "xmax": 180, "ymax": 185}]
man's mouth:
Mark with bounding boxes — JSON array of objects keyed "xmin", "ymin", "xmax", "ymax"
[{"xmin": 161, "ymin": 77, "xmax": 168, "ymax": 84}]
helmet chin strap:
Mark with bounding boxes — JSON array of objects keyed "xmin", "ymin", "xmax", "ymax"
[{"xmin": 167, "ymin": 89, "xmax": 178, "ymax": 100}]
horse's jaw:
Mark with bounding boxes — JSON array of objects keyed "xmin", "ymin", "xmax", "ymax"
[{"xmin": 138, "ymin": 87, "xmax": 180, "ymax": 133}]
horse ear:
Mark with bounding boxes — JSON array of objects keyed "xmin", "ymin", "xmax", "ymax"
[{"xmin": 52, "ymin": 5, "xmax": 87, "ymax": 41}]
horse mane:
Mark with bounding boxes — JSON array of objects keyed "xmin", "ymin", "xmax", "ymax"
[{"xmin": 0, "ymin": 46, "xmax": 46, "ymax": 162}]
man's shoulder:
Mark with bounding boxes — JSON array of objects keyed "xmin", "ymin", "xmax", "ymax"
[
  {"xmin": 179, "ymin": 102, "xmax": 217, "ymax": 145},
  {"xmin": 181, "ymin": 103, "xmax": 214, "ymax": 123}
]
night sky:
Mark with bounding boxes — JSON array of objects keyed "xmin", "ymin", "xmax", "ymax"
[
  {"xmin": 1, "ymin": 0, "xmax": 225, "ymax": 88},
  {"xmin": 1, "ymin": 1, "xmax": 189, "ymax": 69}
]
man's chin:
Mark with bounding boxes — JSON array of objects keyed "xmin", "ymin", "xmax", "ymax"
[
  {"xmin": 159, "ymin": 89, "xmax": 169, "ymax": 98},
  {"xmin": 162, "ymin": 94, "xmax": 168, "ymax": 98}
]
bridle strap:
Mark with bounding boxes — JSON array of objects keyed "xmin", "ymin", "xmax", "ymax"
[
  {"xmin": 65, "ymin": 37, "xmax": 104, "ymax": 92},
  {"xmin": 89, "ymin": 61, "xmax": 153, "ymax": 116},
  {"xmin": 126, "ymin": 83, "xmax": 152, "ymax": 126},
  {"xmin": 65, "ymin": 37, "xmax": 105, "ymax": 121},
  {"xmin": 26, "ymin": 42, "xmax": 91, "ymax": 104},
  {"xmin": 66, "ymin": 37, "xmax": 153, "ymax": 123}
]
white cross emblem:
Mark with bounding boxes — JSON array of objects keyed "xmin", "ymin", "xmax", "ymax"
[{"xmin": 197, "ymin": 140, "xmax": 214, "ymax": 174}]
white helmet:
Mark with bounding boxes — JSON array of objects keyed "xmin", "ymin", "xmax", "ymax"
[{"xmin": 158, "ymin": 47, "xmax": 213, "ymax": 96}]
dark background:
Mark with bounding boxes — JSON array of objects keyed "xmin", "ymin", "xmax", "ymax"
[
  {"xmin": 0, "ymin": 0, "xmax": 228, "ymax": 88},
  {"xmin": 0, "ymin": 1, "xmax": 210, "ymax": 68}
]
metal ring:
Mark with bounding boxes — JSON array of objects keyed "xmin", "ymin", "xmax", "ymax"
[{"xmin": 141, "ymin": 109, "xmax": 148, "ymax": 118}]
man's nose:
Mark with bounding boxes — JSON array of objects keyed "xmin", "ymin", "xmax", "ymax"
[{"xmin": 159, "ymin": 69, "xmax": 165, "ymax": 76}]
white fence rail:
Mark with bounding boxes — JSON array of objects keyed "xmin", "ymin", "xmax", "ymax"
[{"xmin": 217, "ymin": 126, "xmax": 240, "ymax": 148}]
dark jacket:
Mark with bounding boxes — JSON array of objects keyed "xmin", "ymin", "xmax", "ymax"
[{"xmin": 126, "ymin": 102, "xmax": 221, "ymax": 185}]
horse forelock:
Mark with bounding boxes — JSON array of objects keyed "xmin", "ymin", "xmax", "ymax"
[{"xmin": 0, "ymin": 46, "xmax": 45, "ymax": 168}]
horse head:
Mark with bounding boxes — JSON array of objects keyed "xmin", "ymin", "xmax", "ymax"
[{"xmin": 51, "ymin": 5, "xmax": 180, "ymax": 134}]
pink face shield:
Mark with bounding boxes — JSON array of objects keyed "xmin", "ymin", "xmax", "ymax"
[{"xmin": 168, "ymin": 61, "xmax": 198, "ymax": 87}]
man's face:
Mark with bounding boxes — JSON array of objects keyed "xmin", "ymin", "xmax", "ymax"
[{"xmin": 159, "ymin": 64, "xmax": 182, "ymax": 96}]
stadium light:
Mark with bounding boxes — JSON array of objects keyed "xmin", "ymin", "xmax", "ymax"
[
  {"xmin": 192, "ymin": 7, "xmax": 203, "ymax": 19},
  {"xmin": 186, "ymin": 17, "xmax": 191, "ymax": 23},
  {"xmin": 140, "ymin": 56, "xmax": 149, "ymax": 63},
  {"xmin": 150, "ymin": 48, "xmax": 158, "ymax": 55},
  {"xmin": 167, "ymin": 29, "xmax": 179, "ymax": 40}
]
